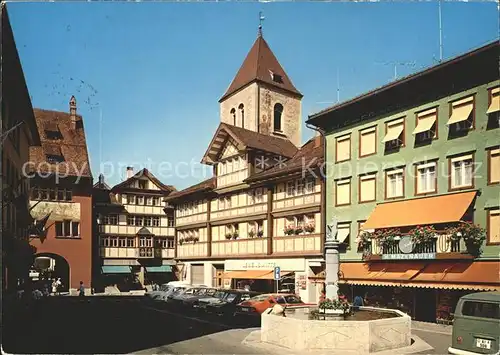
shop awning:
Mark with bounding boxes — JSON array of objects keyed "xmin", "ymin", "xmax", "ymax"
[
  {"xmin": 224, "ymin": 270, "xmax": 291, "ymax": 280},
  {"xmin": 486, "ymin": 87, "xmax": 499, "ymax": 114},
  {"xmin": 413, "ymin": 115, "xmax": 437, "ymax": 135},
  {"xmin": 340, "ymin": 262, "xmax": 424, "ymax": 282},
  {"xmin": 145, "ymin": 265, "xmax": 172, "ymax": 273},
  {"xmin": 362, "ymin": 191, "xmax": 476, "ymax": 229},
  {"xmin": 382, "ymin": 125, "xmax": 404, "ymax": 143},
  {"xmin": 412, "ymin": 261, "xmax": 500, "ymax": 288},
  {"xmin": 101, "ymin": 266, "xmax": 131, "ymax": 274}
]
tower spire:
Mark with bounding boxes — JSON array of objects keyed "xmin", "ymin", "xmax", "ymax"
[{"xmin": 258, "ymin": 11, "xmax": 265, "ymax": 37}]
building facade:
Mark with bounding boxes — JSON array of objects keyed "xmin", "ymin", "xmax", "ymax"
[
  {"xmin": 93, "ymin": 168, "xmax": 176, "ymax": 291},
  {"xmin": 307, "ymin": 41, "xmax": 499, "ymax": 322},
  {"xmin": 1, "ymin": 4, "xmax": 42, "ymax": 291},
  {"xmin": 167, "ymin": 31, "xmax": 326, "ymax": 303},
  {"xmin": 28, "ymin": 97, "xmax": 94, "ymax": 294}
]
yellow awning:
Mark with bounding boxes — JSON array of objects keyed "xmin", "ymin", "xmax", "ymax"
[
  {"xmin": 413, "ymin": 116, "xmax": 437, "ymax": 135},
  {"xmin": 382, "ymin": 125, "xmax": 404, "ymax": 143},
  {"xmin": 447, "ymin": 104, "xmax": 473, "ymax": 125},
  {"xmin": 487, "ymin": 96, "xmax": 499, "ymax": 114},
  {"xmin": 363, "ymin": 191, "xmax": 477, "ymax": 229},
  {"xmin": 337, "ymin": 228, "xmax": 350, "ymax": 243}
]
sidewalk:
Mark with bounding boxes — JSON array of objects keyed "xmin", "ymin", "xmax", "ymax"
[{"xmin": 411, "ymin": 321, "xmax": 452, "ymax": 335}]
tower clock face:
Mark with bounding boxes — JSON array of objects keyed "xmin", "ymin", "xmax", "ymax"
[{"xmin": 399, "ymin": 236, "xmax": 414, "ymax": 254}]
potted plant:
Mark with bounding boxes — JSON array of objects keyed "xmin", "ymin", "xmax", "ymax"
[
  {"xmin": 409, "ymin": 225, "xmax": 437, "ymax": 245},
  {"xmin": 225, "ymin": 233, "xmax": 233, "ymax": 240},
  {"xmin": 284, "ymin": 225, "xmax": 295, "ymax": 236},
  {"xmin": 178, "ymin": 238, "xmax": 184, "ymax": 245},
  {"xmin": 450, "ymin": 221, "xmax": 486, "ymax": 256},
  {"xmin": 318, "ymin": 298, "xmax": 350, "ymax": 317},
  {"xmin": 232, "ymin": 231, "xmax": 239, "ymax": 240},
  {"xmin": 304, "ymin": 224, "xmax": 315, "ymax": 234},
  {"xmin": 193, "ymin": 236, "xmax": 199, "ymax": 243},
  {"xmin": 356, "ymin": 231, "xmax": 373, "ymax": 251},
  {"xmin": 248, "ymin": 229, "xmax": 256, "ymax": 239},
  {"xmin": 294, "ymin": 225, "xmax": 304, "ymax": 235},
  {"xmin": 375, "ymin": 228, "xmax": 400, "ymax": 248},
  {"xmin": 257, "ymin": 229, "xmax": 264, "ymax": 238}
]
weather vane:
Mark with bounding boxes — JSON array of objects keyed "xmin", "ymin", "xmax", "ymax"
[{"xmin": 258, "ymin": 11, "xmax": 265, "ymax": 36}]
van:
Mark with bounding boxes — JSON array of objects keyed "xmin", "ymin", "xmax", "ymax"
[{"xmin": 448, "ymin": 291, "xmax": 500, "ymax": 355}]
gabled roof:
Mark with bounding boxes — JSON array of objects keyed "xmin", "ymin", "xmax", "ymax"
[
  {"xmin": 111, "ymin": 168, "xmax": 176, "ymax": 193},
  {"xmin": 219, "ymin": 34, "xmax": 302, "ymax": 102},
  {"xmin": 164, "ymin": 177, "xmax": 216, "ymax": 202},
  {"xmin": 201, "ymin": 123, "xmax": 298, "ymax": 165},
  {"xmin": 245, "ymin": 135, "xmax": 324, "ymax": 183},
  {"xmin": 29, "ymin": 108, "xmax": 92, "ymax": 178}
]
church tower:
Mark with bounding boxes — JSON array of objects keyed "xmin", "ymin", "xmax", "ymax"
[{"xmin": 218, "ymin": 27, "xmax": 303, "ymax": 147}]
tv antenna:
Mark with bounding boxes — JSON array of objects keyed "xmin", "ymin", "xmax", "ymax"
[
  {"xmin": 375, "ymin": 61, "xmax": 417, "ymax": 81},
  {"xmin": 438, "ymin": 0, "xmax": 443, "ymax": 62}
]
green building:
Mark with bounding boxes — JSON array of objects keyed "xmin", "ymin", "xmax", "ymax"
[{"xmin": 307, "ymin": 41, "xmax": 499, "ymax": 323}]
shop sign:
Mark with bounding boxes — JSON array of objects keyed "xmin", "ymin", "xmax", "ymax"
[
  {"xmin": 382, "ymin": 253, "xmax": 436, "ymax": 260},
  {"xmin": 297, "ymin": 274, "xmax": 307, "ymax": 290},
  {"xmin": 225, "ymin": 259, "xmax": 306, "ymax": 272}
]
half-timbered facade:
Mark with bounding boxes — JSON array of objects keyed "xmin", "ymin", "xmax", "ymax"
[
  {"xmin": 166, "ymin": 31, "xmax": 325, "ymax": 303},
  {"xmin": 93, "ymin": 168, "xmax": 176, "ymax": 290}
]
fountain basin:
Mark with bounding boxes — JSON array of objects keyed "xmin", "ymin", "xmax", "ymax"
[{"xmin": 261, "ymin": 306, "xmax": 411, "ymax": 353}]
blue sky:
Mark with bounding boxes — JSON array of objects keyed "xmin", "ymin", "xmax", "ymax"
[{"xmin": 8, "ymin": 1, "xmax": 499, "ymax": 190}]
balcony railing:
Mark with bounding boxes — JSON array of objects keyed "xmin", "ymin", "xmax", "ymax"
[
  {"xmin": 138, "ymin": 247, "xmax": 154, "ymax": 258},
  {"xmin": 363, "ymin": 234, "xmax": 467, "ymax": 259}
]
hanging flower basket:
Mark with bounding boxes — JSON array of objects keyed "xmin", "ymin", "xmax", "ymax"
[
  {"xmin": 304, "ymin": 224, "xmax": 315, "ymax": 234},
  {"xmin": 232, "ymin": 231, "xmax": 239, "ymax": 240},
  {"xmin": 178, "ymin": 239, "xmax": 184, "ymax": 245},
  {"xmin": 356, "ymin": 231, "xmax": 373, "ymax": 250},
  {"xmin": 284, "ymin": 226, "xmax": 295, "ymax": 236},
  {"xmin": 225, "ymin": 233, "xmax": 233, "ymax": 240},
  {"xmin": 294, "ymin": 226, "xmax": 304, "ymax": 235},
  {"xmin": 257, "ymin": 230, "xmax": 264, "ymax": 238},
  {"xmin": 248, "ymin": 230, "xmax": 256, "ymax": 239},
  {"xmin": 374, "ymin": 228, "xmax": 400, "ymax": 248}
]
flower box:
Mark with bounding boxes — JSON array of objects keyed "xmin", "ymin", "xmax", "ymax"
[{"xmin": 319, "ymin": 308, "xmax": 345, "ymax": 315}]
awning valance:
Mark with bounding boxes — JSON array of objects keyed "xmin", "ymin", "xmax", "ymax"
[
  {"xmin": 362, "ymin": 191, "xmax": 477, "ymax": 229},
  {"xmin": 340, "ymin": 262, "xmax": 424, "ymax": 282},
  {"xmin": 145, "ymin": 265, "xmax": 172, "ymax": 273},
  {"xmin": 101, "ymin": 265, "xmax": 131, "ymax": 274}
]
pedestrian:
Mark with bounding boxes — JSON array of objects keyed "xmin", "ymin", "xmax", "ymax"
[
  {"xmin": 353, "ymin": 294, "xmax": 364, "ymax": 311},
  {"xmin": 78, "ymin": 281, "xmax": 85, "ymax": 297}
]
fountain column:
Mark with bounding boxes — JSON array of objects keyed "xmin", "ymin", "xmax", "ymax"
[{"xmin": 325, "ymin": 217, "xmax": 340, "ymax": 301}]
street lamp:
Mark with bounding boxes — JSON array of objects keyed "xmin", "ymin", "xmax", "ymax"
[{"xmin": 325, "ymin": 216, "xmax": 340, "ymax": 301}]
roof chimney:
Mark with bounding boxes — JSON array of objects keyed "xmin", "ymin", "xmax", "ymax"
[
  {"xmin": 126, "ymin": 166, "xmax": 134, "ymax": 179},
  {"xmin": 69, "ymin": 95, "xmax": 77, "ymax": 129}
]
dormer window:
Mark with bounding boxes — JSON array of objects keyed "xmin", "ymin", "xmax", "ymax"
[
  {"xmin": 45, "ymin": 144, "xmax": 64, "ymax": 163},
  {"xmin": 44, "ymin": 122, "xmax": 62, "ymax": 140},
  {"xmin": 274, "ymin": 103, "xmax": 283, "ymax": 132},
  {"xmin": 269, "ymin": 70, "xmax": 283, "ymax": 84}
]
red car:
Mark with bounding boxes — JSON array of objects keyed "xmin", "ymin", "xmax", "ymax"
[{"xmin": 234, "ymin": 293, "xmax": 305, "ymax": 317}]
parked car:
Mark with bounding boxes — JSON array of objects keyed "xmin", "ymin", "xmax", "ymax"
[
  {"xmin": 204, "ymin": 290, "xmax": 261, "ymax": 318},
  {"xmin": 234, "ymin": 293, "xmax": 305, "ymax": 318},
  {"xmin": 167, "ymin": 286, "xmax": 208, "ymax": 308},
  {"xmin": 181, "ymin": 288, "xmax": 218, "ymax": 309},
  {"xmin": 194, "ymin": 289, "xmax": 228, "ymax": 311},
  {"xmin": 158, "ymin": 285, "xmax": 191, "ymax": 303},
  {"xmin": 145, "ymin": 283, "xmax": 171, "ymax": 301},
  {"xmin": 448, "ymin": 291, "xmax": 500, "ymax": 355}
]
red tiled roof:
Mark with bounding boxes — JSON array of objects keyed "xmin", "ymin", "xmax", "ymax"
[
  {"xmin": 164, "ymin": 177, "xmax": 215, "ymax": 202},
  {"xmin": 202, "ymin": 123, "xmax": 298, "ymax": 164},
  {"xmin": 29, "ymin": 108, "xmax": 92, "ymax": 178},
  {"xmin": 219, "ymin": 35, "xmax": 302, "ymax": 102},
  {"xmin": 245, "ymin": 135, "xmax": 324, "ymax": 182},
  {"xmin": 111, "ymin": 168, "xmax": 176, "ymax": 193}
]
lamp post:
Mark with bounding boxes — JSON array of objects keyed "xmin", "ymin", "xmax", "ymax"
[{"xmin": 325, "ymin": 216, "xmax": 340, "ymax": 301}]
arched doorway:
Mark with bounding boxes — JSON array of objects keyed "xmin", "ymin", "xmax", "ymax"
[{"xmin": 32, "ymin": 253, "xmax": 70, "ymax": 292}]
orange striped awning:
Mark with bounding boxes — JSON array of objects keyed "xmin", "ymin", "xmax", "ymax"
[{"xmin": 363, "ymin": 191, "xmax": 477, "ymax": 229}]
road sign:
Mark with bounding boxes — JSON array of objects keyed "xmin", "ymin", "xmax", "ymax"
[{"xmin": 273, "ymin": 266, "xmax": 280, "ymax": 280}]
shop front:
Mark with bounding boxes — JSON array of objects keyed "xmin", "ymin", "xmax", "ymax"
[{"xmin": 336, "ymin": 261, "xmax": 500, "ymax": 323}]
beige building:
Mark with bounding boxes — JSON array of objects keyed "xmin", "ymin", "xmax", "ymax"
[
  {"xmin": 93, "ymin": 168, "xmax": 177, "ymax": 290},
  {"xmin": 166, "ymin": 31, "xmax": 326, "ymax": 303}
]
